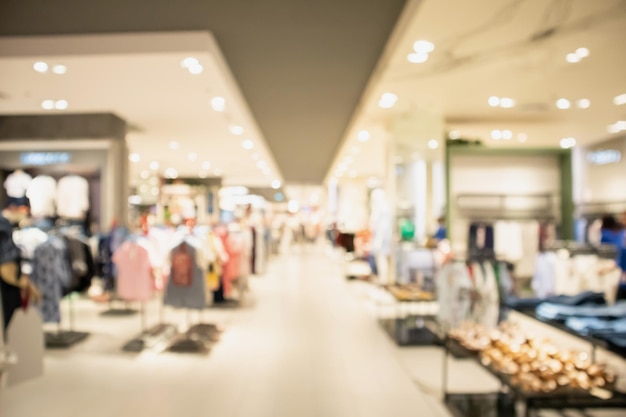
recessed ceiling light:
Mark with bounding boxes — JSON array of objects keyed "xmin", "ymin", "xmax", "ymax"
[
  {"xmin": 271, "ymin": 180, "xmax": 282, "ymax": 189},
  {"xmin": 613, "ymin": 93, "xmax": 626, "ymax": 106},
  {"xmin": 378, "ymin": 92, "xmax": 398, "ymax": 109},
  {"xmin": 560, "ymin": 137, "xmax": 576, "ymax": 149},
  {"xmin": 413, "ymin": 40, "xmax": 435, "ymax": 54},
  {"xmin": 211, "ymin": 96, "xmax": 226, "ymax": 112},
  {"xmin": 556, "ymin": 98, "xmax": 571, "ymax": 109},
  {"xmin": 169, "ymin": 141, "xmax": 180, "ymax": 150},
  {"xmin": 576, "ymin": 98, "xmax": 591, "ymax": 109},
  {"xmin": 214, "ymin": 168, "xmax": 223, "ymax": 176},
  {"xmin": 33, "ymin": 61, "xmax": 48, "ymax": 73},
  {"xmin": 575, "ymin": 47, "xmax": 590, "ymax": 58},
  {"xmin": 202, "ymin": 161, "xmax": 211, "ymax": 170},
  {"xmin": 199, "ymin": 171, "xmax": 209, "ymax": 179},
  {"xmin": 491, "ymin": 130, "xmax": 502, "ymax": 140},
  {"xmin": 129, "ymin": 153, "xmax": 141, "ymax": 163},
  {"xmin": 566, "ymin": 53, "xmax": 581, "ymax": 63},
  {"xmin": 407, "ymin": 52, "xmax": 429, "ymax": 63},
  {"xmin": 242, "ymin": 139, "xmax": 254, "ymax": 150},
  {"xmin": 488, "ymin": 96, "xmax": 500, "ymax": 107},
  {"xmin": 54, "ymin": 99, "xmax": 68, "ymax": 110},
  {"xmin": 52, "ymin": 65, "xmax": 67, "ymax": 75},
  {"xmin": 502, "ymin": 130, "xmax": 513, "ymax": 140},
  {"xmin": 357, "ymin": 130, "xmax": 370, "ymax": 142},
  {"xmin": 150, "ymin": 161, "xmax": 160, "ymax": 170},
  {"xmin": 41, "ymin": 99, "xmax": 55, "ymax": 110},
  {"xmin": 151, "ymin": 187, "xmax": 160, "ymax": 196},
  {"xmin": 256, "ymin": 160, "xmax": 267, "ymax": 169},
  {"xmin": 607, "ymin": 121, "xmax": 626, "ymax": 134},
  {"xmin": 165, "ymin": 168, "xmax": 179, "ymax": 179},
  {"xmin": 181, "ymin": 57, "xmax": 199, "ymax": 68},
  {"xmin": 188, "ymin": 152, "xmax": 198, "ymax": 161},
  {"xmin": 449, "ymin": 131, "xmax": 460, "ymax": 140},
  {"xmin": 517, "ymin": 133, "xmax": 528, "ymax": 142},
  {"xmin": 499, "ymin": 98, "xmax": 516, "ymax": 108},
  {"xmin": 140, "ymin": 170, "xmax": 150, "ymax": 179},
  {"xmin": 229, "ymin": 124, "xmax": 244, "ymax": 135},
  {"xmin": 428, "ymin": 139, "xmax": 439, "ymax": 149},
  {"xmin": 188, "ymin": 64, "xmax": 203, "ymax": 75}
]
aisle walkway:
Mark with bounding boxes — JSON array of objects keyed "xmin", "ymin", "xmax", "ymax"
[{"xmin": 2, "ymin": 245, "xmax": 445, "ymax": 417}]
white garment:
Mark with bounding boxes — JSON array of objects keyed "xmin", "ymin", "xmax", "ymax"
[
  {"xmin": 4, "ymin": 170, "xmax": 32, "ymax": 198},
  {"xmin": 56, "ymin": 175, "xmax": 89, "ymax": 219},
  {"xmin": 26, "ymin": 175, "xmax": 57, "ymax": 217},
  {"xmin": 516, "ymin": 221, "xmax": 540, "ymax": 279},
  {"xmin": 494, "ymin": 221, "xmax": 524, "ymax": 262}
]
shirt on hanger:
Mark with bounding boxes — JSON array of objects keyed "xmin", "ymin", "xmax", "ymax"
[
  {"xmin": 112, "ymin": 240, "xmax": 153, "ymax": 302},
  {"xmin": 26, "ymin": 175, "xmax": 57, "ymax": 218},
  {"xmin": 56, "ymin": 175, "xmax": 90, "ymax": 219},
  {"xmin": 4, "ymin": 170, "xmax": 32, "ymax": 198}
]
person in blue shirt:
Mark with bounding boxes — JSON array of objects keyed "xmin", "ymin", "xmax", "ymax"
[
  {"xmin": 601, "ymin": 214, "xmax": 626, "ymax": 300},
  {"xmin": 433, "ymin": 216, "xmax": 447, "ymax": 240}
]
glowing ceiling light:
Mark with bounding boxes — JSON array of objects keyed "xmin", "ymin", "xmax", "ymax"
[
  {"xmin": 560, "ymin": 137, "xmax": 576, "ymax": 149},
  {"xmin": 488, "ymin": 96, "xmax": 500, "ymax": 107},
  {"xmin": 229, "ymin": 124, "xmax": 244, "ymax": 135},
  {"xmin": 181, "ymin": 57, "xmax": 199, "ymax": 68},
  {"xmin": 517, "ymin": 133, "xmax": 528, "ymax": 142},
  {"xmin": 566, "ymin": 53, "xmax": 581, "ymax": 63},
  {"xmin": 188, "ymin": 64, "xmax": 203, "ymax": 75},
  {"xmin": 211, "ymin": 96, "xmax": 226, "ymax": 112},
  {"xmin": 449, "ymin": 131, "xmax": 460, "ymax": 140},
  {"xmin": 271, "ymin": 180, "xmax": 282, "ymax": 189},
  {"xmin": 199, "ymin": 171, "xmax": 208, "ymax": 179},
  {"xmin": 407, "ymin": 52, "xmax": 429, "ymax": 63},
  {"xmin": 556, "ymin": 98, "xmax": 571, "ymax": 109},
  {"xmin": 502, "ymin": 130, "xmax": 513, "ymax": 140},
  {"xmin": 202, "ymin": 161, "xmax": 211, "ymax": 170},
  {"xmin": 413, "ymin": 40, "xmax": 435, "ymax": 53},
  {"xmin": 613, "ymin": 93, "xmax": 626, "ymax": 106},
  {"xmin": 140, "ymin": 170, "xmax": 150, "ymax": 179},
  {"xmin": 41, "ymin": 99, "xmax": 55, "ymax": 110},
  {"xmin": 33, "ymin": 61, "xmax": 48, "ymax": 73},
  {"xmin": 54, "ymin": 100, "xmax": 68, "ymax": 110},
  {"xmin": 378, "ymin": 92, "xmax": 398, "ymax": 109},
  {"xmin": 150, "ymin": 161, "xmax": 160, "ymax": 170},
  {"xmin": 357, "ymin": 130, "xmax": 371, "ymax": 142},
  {"xmin": 576, "ymin": 99, "xmax": 591, "ymax": 109},
  {"xmin": 129, "ymin": 153, "xmax": 141, "ymax": 163},
  {"xmin": 499, "ymin": 97, "xmax": 516, "ymax": 108},
  {"xmin": 428, "ymin": 139, "xmax": 439, "ymax": 149},
  {"xmin": 242, "ymin": 139, "xmax": 254, "ymax": 150},
  {"xmin": 169, "ymin": 141, "xmax": 180, "ymax": 150},
  {"xmin": 575, "ymin": 47, "xmax": 590, "ymax": 58},
  {"xmin": 52, "ymin": 65, "xmax": 67, "ymax": 74},
  {"xmin": 188, "ymin": 152, "xmax": 198, "ymax": 161},
  {"xmin": 491, "ymin": 130, "xmax": 502, "ymax": 140},
  {"xmin": 165, "ymin": 168, "xmax": 179, "ymax": 179}
]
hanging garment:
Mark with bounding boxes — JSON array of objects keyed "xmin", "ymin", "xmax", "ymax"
[
  {"xmin": 494, "ymin": 221, "xmax": 523, "ymax": 262},
  {"xmin": 63, "ymin": 236, "xmax": 95, "ymax": 294},
  {"xmin": 437, "ymin": 262, "xmax": 473, "ymax": 331},
  {"xmin": 56, "ymin": 175, "xmax": 89, "ymax": 220},
  {"xmin": 532, "ymin": 252, "xmax": 557, "ymax": 298},
  {"xmin": 25, "ymin": 175, "xmax": 57, "ymax": 218},
  {"xmin": 481, "ymin": 262, "xmax": 500, "ymax": 329},
  {"xmin": 112, "ymin": 240, "xmax": 153, "ymax": 302},
  {"xmin": 468, "ymin": 223, "xmax": 495, "ymax": 259},
  {"xmin": 4, "ymin": 170, "xmax": 32, "ymax": 198},
  {"xmin": 30, "ymin": 237, "xmax": 72, "ymax": 323},
  {"xmin": 164, "ymin": 240, "xmax": 206, "ymax": 310}
]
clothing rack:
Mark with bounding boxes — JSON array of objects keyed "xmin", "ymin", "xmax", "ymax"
[{"xmin": 576, "ymin": 200, "xmax": 626, "ymax": 217}]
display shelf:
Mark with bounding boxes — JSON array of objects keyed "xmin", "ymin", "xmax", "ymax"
[
  {"xmin": 443, "ymin": 338, "xmax": 626, "ymax": 417},
  {"xmin": 512, "ymin": 309, "xmax": 626, "ymax": 360}
]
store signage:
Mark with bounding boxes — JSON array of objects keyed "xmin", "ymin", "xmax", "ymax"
[
  {"xmin": 20, "ymin": 152, "xmax": 71, "ymax": 165},
  {"xmin": 586, "ymin": 149, "xmax": 621, "ymax": 165}
]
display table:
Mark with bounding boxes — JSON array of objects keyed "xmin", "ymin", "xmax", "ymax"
[{"xmin": 443, "ymin": 338, "xmax": 626, "ymax": 417}]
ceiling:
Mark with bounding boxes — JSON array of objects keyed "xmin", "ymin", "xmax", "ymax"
[
  {"xmin": 328, "ymin": 0, "xmax": 626, "ymax": 182},
  {"xmin": 0, "ymin": 33, "xmax": 281, "ymax": 187},
  {"xmin": 0, "ymin": 0, "xmax": 410, "ymax": 183}
]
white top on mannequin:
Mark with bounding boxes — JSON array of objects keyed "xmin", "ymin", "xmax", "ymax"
[
  {"xmin": 4, "ymin": 169, "xmax": 33, "ymax": 198},
  {"xmin": 56, "ymin": 175, "xmax": 90, "ymax": 219},
  {"xmin": 26, "ymin": 175, "xmax": 57, "ymax": 217}
]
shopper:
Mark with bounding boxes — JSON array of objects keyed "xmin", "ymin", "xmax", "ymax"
[{"xmin": 0, "ymin": 215, "xmax": 40, "ymax": 334}]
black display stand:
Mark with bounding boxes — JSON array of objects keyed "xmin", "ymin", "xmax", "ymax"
[
  {"xmin": 442, "ymin": 337, "xmax": 626, "ymax": 417},
  {"xmin": 45, "ymin": 296, "xmax": 89, "ymax": 349},
  {"xmin": 378, "ymin": 315, "xmax": 439, "ymax": 346}
]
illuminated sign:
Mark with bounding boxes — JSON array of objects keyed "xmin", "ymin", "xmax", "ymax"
[
  {"xmin": 587, "ymin": 149, "xmax": 621, "ymax": 165},
  {"xmin": 20, "ymin": 152, "xmax": 71, "ymax": 165}
]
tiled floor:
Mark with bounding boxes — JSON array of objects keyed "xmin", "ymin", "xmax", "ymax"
[{"xmin": 1, "ymin": 244, "xmax": 450, "ymax": 417}]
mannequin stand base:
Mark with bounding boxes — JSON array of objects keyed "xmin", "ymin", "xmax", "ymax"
[
  {"xmin": 101, "ymin": 308, "xmax": 138, "ymax": 317},
  {"xmin": 45, "ymin": 331, "xmax": 89, "ymax": 349},
  {"xmin": 210, "ymin": 299, "xmax": 240, "ymax": 309},
  {"xmin": 122, "ymin": 323, "xmax": 177, "ymax": 352},
  {"xmin": 166, "ymin": 334, "xmax": 211, "ymax": 355},
  {"xmin": 187, "ymin": 323, "xmax": 222, "ymax": 343}
]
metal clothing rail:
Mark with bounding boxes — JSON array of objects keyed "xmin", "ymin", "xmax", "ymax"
[
  {"xmin": 576, "ymin": 200, "xmax": 626, "ymax": 217},
  {"xmin": 456, "ymin": 193, "xmax": 557, "ymax": 221}
]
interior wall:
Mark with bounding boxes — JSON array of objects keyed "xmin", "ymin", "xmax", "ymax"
[
  {"xmin": 579, "ymin": 136, "xmax": 626, "ymax": 204},
  {"xmin": 449, "ymin": 154, "xmax": 560, "ymax": 255}
]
